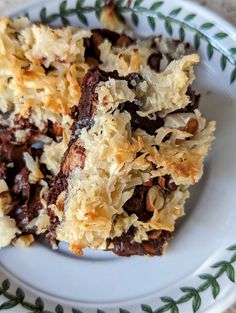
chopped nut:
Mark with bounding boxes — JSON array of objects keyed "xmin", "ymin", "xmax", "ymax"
[
  {"xmin": 12, "ymin": 234, "xmax": 34, "ymax": 248},
  {"xmin": 147, "ymin": 52, "xmax": 163, "ymax": 72},
  {"xmin": 85, "ymin": 211, "xmax": 98, "ymax": 219},
  {"xmin": 157, "ymin": 177, "xmax": 165, "ymax": 189},
  {"xmin": 51, "ymin": 123, "xmax": 63, "ymax": 137},
  {"xmin": 143, "ymin": 241, "xmax": 156, "ymax": 254},
  {"xmin": 108, "ymin": 242, "xmax": 114, "ymax": 249},
  {"xmin": 146, "ymin": 185, "xmax": 164, "ymax": 212},
  {"xmin": 91, "ymin": 31, "xmax": 104, "ymax": 59},
  {"xmin": 166, "ymin": 179, "xmax": 177, "ymax": 192},
  {"xmin": 157, "ymin": 176, "xmax": 177, "ymax": 193},
  {"xmin": 0, "ymin": 216, "xmax": 19, "ymax": 248},
  {"xmin": 184, "ymin": 118, "xmax": 199, "ymax": 134},
  {"xmin": 100, "ymin": 2, "xmax": 126, "ymax": 31},
  {"xmin": 23, "ymin": 152, "xmax": 44, "ymax": 183},
  {"xmin": 35, "ymin": 209, "xmax": 50, "ymax": 234}
]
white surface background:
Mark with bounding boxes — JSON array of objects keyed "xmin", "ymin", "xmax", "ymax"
[{"xmin": 0, "ymin": 0, "xmax": 235, "ymax": 312}]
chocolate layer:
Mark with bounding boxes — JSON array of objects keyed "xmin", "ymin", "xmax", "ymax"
[{"xmin": 109, "ymin": 227, "xmax": 172, "ymax": 256}]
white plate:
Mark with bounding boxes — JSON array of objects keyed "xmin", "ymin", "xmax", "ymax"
[{"xmin": 1, "ymin": 0, "xmax": 236, "ymax": 312}]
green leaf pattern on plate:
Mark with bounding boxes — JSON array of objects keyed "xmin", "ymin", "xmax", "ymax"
[
  {"xmin": 221, "ymin": 54, "xmax": 228, "ymax": 70},
  {"xmin": 184, "ymin": 14, "xmax": 196, "ymax": 22}
]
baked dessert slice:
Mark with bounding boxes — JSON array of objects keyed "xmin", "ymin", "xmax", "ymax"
[
  {"xmin": 0, "ymin": 17, "xmax": 196, "ymax": 250},
  {"xmin": 47, "ymin": 54, "xmax": 215, "ymax": 256}
]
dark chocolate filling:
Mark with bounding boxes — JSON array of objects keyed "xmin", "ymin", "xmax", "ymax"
[{"xmin": 109, "ymin": 226, "xmax": 172, "ymax": 256}]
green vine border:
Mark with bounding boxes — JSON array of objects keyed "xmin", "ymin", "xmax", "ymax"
[
  {"xmin": 37, "ymin": 0, "xmax": 236, "ymax": 83},
  {"xmin": 0, "ymin": 244, "xmax": 236, "ymax": 312},
  {"xmin": 1, "ymin": 0, "xmax": 236, "ymax": 312}
]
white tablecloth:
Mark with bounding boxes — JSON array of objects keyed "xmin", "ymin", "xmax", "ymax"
[{"xmin": 0, "ymin": 0, "xmax": 236, "ymax": 312}]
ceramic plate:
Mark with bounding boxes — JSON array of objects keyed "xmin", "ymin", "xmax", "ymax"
[{"xmin": 1, "ymin": 0, "xmax": 236, "ymax": 312}]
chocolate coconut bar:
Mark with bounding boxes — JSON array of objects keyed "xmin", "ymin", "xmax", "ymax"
[{"xmin": 47, "ymin": 56, "xmax": 215, "ymax": 256}]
